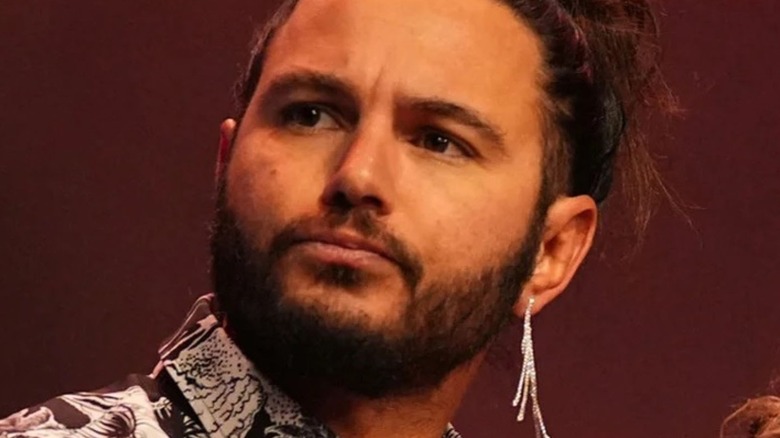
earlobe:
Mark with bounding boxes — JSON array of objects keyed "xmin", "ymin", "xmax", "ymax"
[
  {"xmin": 513, "ymin": 195, "xmax": 598, "ymax": 317},
  {"xmin": 216, "ymin": 118, "xmax": 237, "ymax": 185}
]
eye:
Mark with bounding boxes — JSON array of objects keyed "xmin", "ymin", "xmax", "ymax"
[
  {"xmin": 416, "ymin": 131, "xmax": 471, "ymax": 158},
  {"xmin": 280, "ymin": 103, "xmax": 339, "ymax": 131}
]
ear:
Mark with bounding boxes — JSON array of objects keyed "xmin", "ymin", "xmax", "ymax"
[
  {"xmin": 215, "ymin": 118, "xmax": 237, "ymax": 186},
  {"xmin": 513, "ymin": 195, "xmax": 598, "ymax": 317}
]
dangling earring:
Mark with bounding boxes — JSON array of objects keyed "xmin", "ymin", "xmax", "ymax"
[{"xmin": 512, "ymin": 296, "xmax": 552, "ymax": 438}]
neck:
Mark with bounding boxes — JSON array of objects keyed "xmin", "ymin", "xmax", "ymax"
[{"xmin": 281, "ymin": 353, "xmax": 485, "ymax": 438}]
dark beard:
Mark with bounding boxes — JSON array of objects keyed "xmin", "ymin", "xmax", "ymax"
[{"xmin": 210, "ymin": 192, "xmax": 545, "ymax": 398}]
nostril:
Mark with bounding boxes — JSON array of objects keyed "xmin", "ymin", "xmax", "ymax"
[
  {"xmin": 360, "ymin": 194, "xmax": 383, "ymax": 210},
  {"xmin": 323, "ymin": 189, "xmax": 385, "ymax": 214},
  {"xmin": 328, "ymin": 191, "xmax": 353, "ymax": 211},
  {"xmin": 320, "ymin": 160, "xmax": 391, "ymax": 214}
]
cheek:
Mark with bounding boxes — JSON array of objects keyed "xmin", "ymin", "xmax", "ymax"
[
  {"xmin": 225, "ymin": 133, "xmax": 326, "ymax": 243},
  {"xmin": 405, "ymin": 165, "xmax": 541, "ymax": 276},
  {"xmin": 429, "ymin": 200, "xmax": 530, "ymax": 272}
]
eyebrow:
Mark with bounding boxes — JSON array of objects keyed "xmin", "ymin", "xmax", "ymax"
[
  {"xmin": 259, "ymin": 70, "xmax": 358, "ymax": 106},
  {"xmin": 401, "ymin": 97, "xmax": 507, "ymax": 151}
]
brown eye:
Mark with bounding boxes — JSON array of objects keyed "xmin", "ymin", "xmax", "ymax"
[
  {"xmin": 421, "ymin": 132, "xmax": 452, "ymax": 153},
  {"xmin": 416, "ymin": 131, "xmax": 472, "ymax": 158},
  {"xmin": 281, "ymin": 104, "xmax": 339, "ymax": 130}
]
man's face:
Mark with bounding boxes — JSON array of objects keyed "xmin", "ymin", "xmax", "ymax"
[{"xmin": 213, "ymin": 0, "xmax": 548, "ymax": 395}]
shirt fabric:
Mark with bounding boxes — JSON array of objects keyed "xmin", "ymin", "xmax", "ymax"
[{"xmin": 0, "ymin": 295, "xmax": 462, "ymax": 438}]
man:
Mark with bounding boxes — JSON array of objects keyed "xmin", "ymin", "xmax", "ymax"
[{"xmin": 0, "ymin": 0, "xmax": 674, "ymax": 437}]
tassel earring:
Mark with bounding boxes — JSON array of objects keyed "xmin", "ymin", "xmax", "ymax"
[{"xmin": 512, "ymin": 296, "xmax": 552, "ymax": 438}]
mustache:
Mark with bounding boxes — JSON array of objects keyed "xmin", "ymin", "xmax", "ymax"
[{"xmin": 268, "ymin": 209, "xmax": 424, "ymax": 291}]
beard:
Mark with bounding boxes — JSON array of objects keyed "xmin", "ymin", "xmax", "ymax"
[{"xmin": 210, "ymin": 188, "xmax": 546, "ymax": 399}]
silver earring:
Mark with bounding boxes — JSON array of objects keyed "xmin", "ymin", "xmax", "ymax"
[{"xmin": 512, "ymin": 296, "xmax": 552, "ymax": 438}]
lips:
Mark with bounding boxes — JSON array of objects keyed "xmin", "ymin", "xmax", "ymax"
[{"xmin": 292, "ymin": 230, "xmax": 396, "ymax": 265}]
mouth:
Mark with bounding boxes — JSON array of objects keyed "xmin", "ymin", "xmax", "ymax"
[{"xmin": 291, "ymin": 231, "xmax": 397, "ymax": 268}]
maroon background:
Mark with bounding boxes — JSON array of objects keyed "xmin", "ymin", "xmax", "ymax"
[{"xmin": 2, "ymin": 1, "xmax": 779, "ymax": 437}]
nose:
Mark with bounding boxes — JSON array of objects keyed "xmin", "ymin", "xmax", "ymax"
[{"xmin": 320, "ymin": 126, "xmax": 398, "ymax": 215}]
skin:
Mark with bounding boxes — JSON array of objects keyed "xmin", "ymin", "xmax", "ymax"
[{"xmin": 217, "ymin": 0, "xmax": 598, "ymax": 436}]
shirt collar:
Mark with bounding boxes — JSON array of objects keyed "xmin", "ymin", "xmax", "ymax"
[{"xmin": 156, "ymin": 294, "xmax": 461, "ymax": 438}]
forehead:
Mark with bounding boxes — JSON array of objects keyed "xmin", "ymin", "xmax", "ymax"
[{"xmin": 261, "ymin": 0, "xmax": 545, "ymax": 143}]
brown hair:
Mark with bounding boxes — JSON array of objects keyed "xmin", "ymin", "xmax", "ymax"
[
  {"xmin": 722, "ymin": 396, "xmax": 780, "ymax": 438},
  {"xmin": 233, "ymin": 0, "xmax": 678, "ymax": 238}
]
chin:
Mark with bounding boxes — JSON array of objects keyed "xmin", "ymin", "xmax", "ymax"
[{"xmin": 278, "ymin": 264, "xmax": 410, "ymax": 331}]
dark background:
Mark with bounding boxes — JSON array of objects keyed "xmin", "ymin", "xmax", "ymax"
[{"xmin": 2, "ymin": 1, "xmax": 779, "ymax": 437}]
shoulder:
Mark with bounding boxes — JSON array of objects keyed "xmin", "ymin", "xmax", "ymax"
[{"xmin": 0, "ymin": 374, "xmax": 173, "ymax": 437}]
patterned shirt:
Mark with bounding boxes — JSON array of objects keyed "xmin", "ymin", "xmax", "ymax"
[{"xmin": 0, "ymin": 295, "xmax": 462, "ymax": 438}]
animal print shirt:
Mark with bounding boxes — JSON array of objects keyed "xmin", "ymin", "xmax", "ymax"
[{"xmin": 0, "ymin": 295, "xmax": 462, "ymax": 438}]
